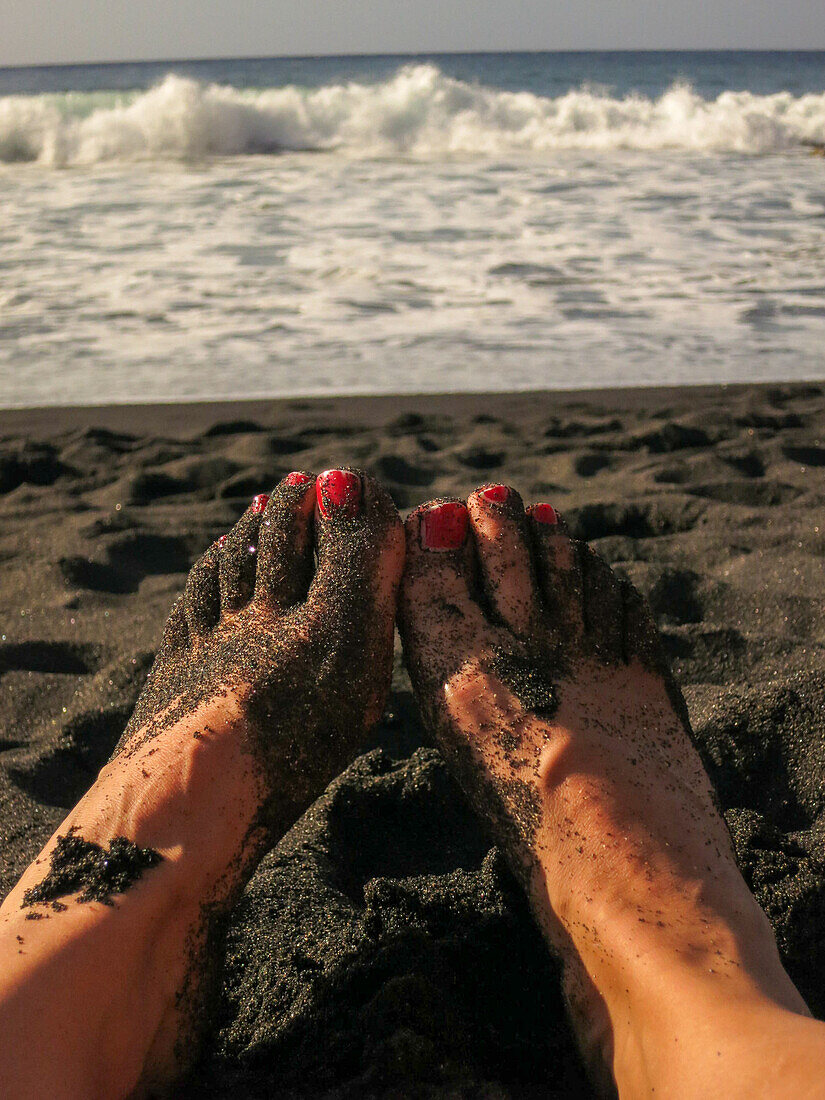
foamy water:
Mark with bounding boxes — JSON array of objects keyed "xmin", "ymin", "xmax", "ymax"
[
  {"xmin": 0, "ymin": 56, "xmax": 823, "ymax": 407},
  {"xmin": 2, "ymin": 66, "xmax": 825, "ymax": 164}
]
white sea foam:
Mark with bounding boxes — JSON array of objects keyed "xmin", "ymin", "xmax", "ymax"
[
  {"xmin": 1, "ymin": 62, "xmax": 824, "ymax": 406},
  {"xmin": 1, "ymin": 140, "xmax": 823, "ymax": 406},
  {"xmin": 1, "ymin": 64, "xmax": 825, "ymax": 166}
]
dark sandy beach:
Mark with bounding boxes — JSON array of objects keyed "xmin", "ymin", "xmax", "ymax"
[{"xmin": 1, "ymin": 382, "xmax": 823, "ymax": 1098}]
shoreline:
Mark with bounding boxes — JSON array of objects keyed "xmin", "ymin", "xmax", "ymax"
[{"xmin": 3, "ymin": 379, "xmax": 821, "ymax": 439}]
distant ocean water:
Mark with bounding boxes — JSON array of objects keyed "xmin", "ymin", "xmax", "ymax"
[{"xmin": 0, "ymin": 51, "xmax": 823, "ymax": 408}]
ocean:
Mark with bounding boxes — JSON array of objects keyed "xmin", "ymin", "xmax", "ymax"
[{"xmin": 0, "ymin": 50, "xmax": 823, "ymax": 408}]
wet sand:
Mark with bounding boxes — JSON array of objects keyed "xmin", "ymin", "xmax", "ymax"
[{"xmin": 0, "ymin": 382, "xmax": 823, "ymax": 1097}]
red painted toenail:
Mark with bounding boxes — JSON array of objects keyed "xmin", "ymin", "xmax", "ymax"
[
  {"xmin": 251, "ymin": 493, "xmax": 270, "ymax": 514},
  {"xmin": 420, "ymin": 502, "xmax": 469, "ymax": 550},
  {"xmin": 529, "ymin": 503, "xmax": 560, "ymax": 525},
  {"xmin": 480, "ymin": 484, "xmax": 511, "ymax": 505},
  {"xmin": 317, "ymin": 469, "xmax": 361, "ymax": 519},
  {"xmin": 285, "ymin": 471, "xmax": 312, "ymax": 487}
]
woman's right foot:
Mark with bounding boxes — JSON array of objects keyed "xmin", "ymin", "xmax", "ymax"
[{"xmin": 399, "ymin": 486, "xmax": 822, "ymax": 1099}]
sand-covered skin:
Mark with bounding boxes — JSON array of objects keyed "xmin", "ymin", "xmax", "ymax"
[
  {"xmin": 109, "ymin": 468, "xmax": 404, "ymax": 843},
  {"xmin": 0, "ymin": 383, "xmax": 823, "ymax": 1097}
]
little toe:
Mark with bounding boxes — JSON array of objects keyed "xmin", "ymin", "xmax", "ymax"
[
  {"xmin": 580, "ymin": 543, "xmax": 625, "ymax": 662},
  {"xmin": 526, "ymin": 503, "xmax": 585, "ymax": 645},
  {"xmin": 219, "ymin": 495, "xmax": 269, "ymax": 611},
  {"xmin": 160, "ymin": 595, "xmax": 189, "ymax": 653},
  {"xmin": 399, "ymin": 499, "xmax": 496, "ymax": 690},
  {"xmin": 254, "ymin": 472, "xmax": 316, "ymax": 610},
  {"xmin": 183, "ymin": 543, "xmax": 221, "ymax": 639},
  {"xmin": 467, "ymin": 484, "xmax": 544, "ymax": 639}
]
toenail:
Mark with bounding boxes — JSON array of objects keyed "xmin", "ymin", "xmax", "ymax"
[
  {"xmin": 479, "ymin": 484, "xmax": 511, "ymax": 505},
  {"xmin": 285, "ymin": 471, "xmax": 312, "ymax": 487},
  {"xmin": 317, "ymin": 469, "xmax": 361, "ymax": 519},
  {"xmin": 251, "ymin": 493, "xmax": 270, "ymax": 514},
  {"xmin": 420, "ymin": 501, "xmax": 469, "ymax": 550},
  {"xmin": 529, "ymin": 503, "xmax": 560, "ymax": 525}
]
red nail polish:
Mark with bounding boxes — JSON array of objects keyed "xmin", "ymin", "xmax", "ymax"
[
  {"xmin": 251, "ymin": 493, "xmax": 270, "ymax": 514},
  {"xmin": 317, "ymin": 469, "xmax": 361, "ymax": 519},
  {"xmin": 480, "ymin": 484, "xmax": 511, "ymax": 505},
  {"xmin": 420, "ymin": 502, "xmax": 469, "ymax": 550},
  {"xmin": 217, "ymin": 534, "xmax": 227, "ymax": 549},
  {"xmin": 530, "ymin": 503, "xmax": 559, "ymax": 525},
  {"xmin": 285, "ymin": 471, "xmax": 312, "ymax": 487}
]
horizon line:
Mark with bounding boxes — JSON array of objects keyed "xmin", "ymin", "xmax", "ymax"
[{"xmin": 3, "ymin": 45, "xmax": 825, "ymax": 73}]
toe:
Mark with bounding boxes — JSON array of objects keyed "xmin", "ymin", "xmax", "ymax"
[
  {"xmin": 399, "ymin": 498, "xmax": 496, "ymax": 692},
  {"xmin": 254, "ymin": 472, "xmax": 316, "ymax": 610},
  {"xmin": 467, "ymin": 484, "xmax": 544, "ymax": 639},
  {"xmin": 526, "ymin": 503, "xmax": 585, "ymax": 645},
  {"xmin": 219, "ymin": 495, "xmax": 268, "ymax": 611},
  {"xmin": 306, "ymin": 470, "xmax": 404, "ymax": 618},
  {"xmin": 528, "ymin": 503, "xmax": 639, "ymax": 665},
  {"xmin": 184, "ymin": 543, "xmax": 221, "ymax": 638},
  {"xmin": 304, "ymin": 469, "xmax": 405, "ymax": 724},
  {"xmin": 580, "ymin": 544, "xmax": 624, "ymax": 663},
  {"xmin": 160, "ymin": 594, "xmax": 189, "ymax": 653}
]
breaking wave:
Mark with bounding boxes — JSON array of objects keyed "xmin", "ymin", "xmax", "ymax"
[{"xmin": 1, "ymin": 63, "xmax": 824, "ymax": 166}]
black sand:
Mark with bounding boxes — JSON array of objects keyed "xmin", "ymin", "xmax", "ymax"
[
  {"xmin": 0, "ymin": 383, "xmax": 823, "ymax": 1097},
  {"xmin": 21, "ymin": 831, "xmax": 163, "ymax": 909}
]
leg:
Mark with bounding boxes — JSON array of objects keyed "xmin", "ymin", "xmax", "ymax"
[
  {"xmin": 399, "ymin": 485, "xmax": 825, "ymax": 1099},
  {"xmin": 0, "ymin": 469, "xmax": 404, "ymax": 1099}
]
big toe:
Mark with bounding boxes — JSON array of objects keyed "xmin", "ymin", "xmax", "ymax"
[
  {"xmin": 304, "ymin": 469, "xmax": 405, "ymax": 719},
  {"xmin": 399, "ymin": 498, "xmax": 497, "ymax": 693},
  {"xmin": 307, "ymin": 469, "xmax": 405, "ymax": 615}
]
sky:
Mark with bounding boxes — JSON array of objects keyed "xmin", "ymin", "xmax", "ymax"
[{"xmin": 1, "ymin": 0, "xmax": 824, "ymax": 67}]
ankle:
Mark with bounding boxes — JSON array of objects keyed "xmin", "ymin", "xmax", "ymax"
[
  {"xmin": 0, "ymin": 698, "xmax": 268, "ymax": 922},
  {"xmin": 543, "ymin": 869, "xmax": 810, "ymax": 1097},
  {"xmin": 86, "ymin": 697, "xmax": 264, "ymax": 859},
  {"xmin": 611, "ymin": 995, "xmax": 818, "ymax": 1100},
  {"xmin": 597, "ymin": 918, "xmax": 811, "ymax": 1097}
]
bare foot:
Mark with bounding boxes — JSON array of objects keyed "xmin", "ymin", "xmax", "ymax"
[
  {"xmin": 118, "ymin": 467, "xmax": 403, "ymax": 829},
  {"xmin": 0, "ymin": 469, "xmax": 404, "ymax": 1098},
  {"xmin": 399, "ymin": 485, "xmax": 822, "ymax": 1099}
]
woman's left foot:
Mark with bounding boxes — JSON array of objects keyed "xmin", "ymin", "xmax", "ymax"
[{"xmin": 0, "ymin": 469, "xmax": 404, "ymax": 1098}]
